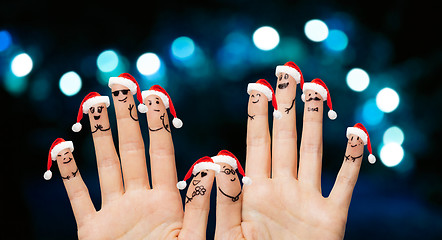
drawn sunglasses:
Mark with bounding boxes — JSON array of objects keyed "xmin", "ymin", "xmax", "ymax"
[{"xmin": 112, "ymin": 89, "xmax": 130, "ymax": 96}]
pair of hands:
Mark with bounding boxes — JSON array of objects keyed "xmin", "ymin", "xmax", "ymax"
[{"xmin": 53, "ymin": 74, "xmax": 366, "ymax": 239}]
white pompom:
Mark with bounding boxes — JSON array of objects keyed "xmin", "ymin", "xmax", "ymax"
[
  {"xmin": 72, "ymin": 122, "xmax": 82, "ymax": 132},
  {"xmin": 242, "ymin": 176, "xmax": 252, "ymax": 186},
  {"xmin": 172, "ymin": 118, "xmax": 183, "ymax": 128},
  {"xmin": 176, "ymin": 180, "xmax": 187, "ymax": 190},
  {"xmin": 368, "ymin": 154, "xmax": 376, "ymax": 164},
  {"xmin": 138, "ymin": 103, "xmax": 148, "ymax": 113},
  {"xmin": 328, "ymin": 110, "xmax": 337, "ymax": 120},
  {"xmin": 273, "ymin": 110, "xmax": 282, "ymax": 120},
  {"xmin": 44, "ymin": 170, "xmax": 52, "ymax": 180}
]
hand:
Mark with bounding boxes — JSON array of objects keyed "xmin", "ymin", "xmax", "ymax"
[
  {"xmin": 55, "ymin": 84, "xmax": 209, "ymax": 239},
  {"xmin": 214, "ymin": 75, "xmax": 365, "ymax": 239}
]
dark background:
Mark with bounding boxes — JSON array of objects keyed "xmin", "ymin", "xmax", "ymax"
[{"xmin": 2, "ymin": 0, "xmax": 441, "ymax": 239}]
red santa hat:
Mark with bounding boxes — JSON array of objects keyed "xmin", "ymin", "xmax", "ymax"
[
  {"xmin": 44, "ymin": 138, "xmax": 74, "ymax": 180},
  {"xmin": 301, "ymin": 78, "xmax": 337, "ymax": 120},
  {"xmin": 247, "ymin": 79, "xmax": 282, "ymax": 119},
  {"xmin": 275, "ymin": 61, "xmax": 303, "ymax": 84},
  {"xmin": 108, "ymin": 73, "xmax": 147, "ymax": 113},
  {"xmin": 71, "ymin": 92, "xmax": 110, "ymax": 132},
  {"xmin": 176, "ymin": 156, "xmax": 221, "ymax": 190},
  {"xmin": 141, "ymin": 85, "xmax": 183, "ymax": 128},
  {"xmin": 346, "ymin": 123, "xmax": 376, "ymax": 164},
  {"xmin": 211, "ymin": 150, "xmax": 252, "ymax": 186}
]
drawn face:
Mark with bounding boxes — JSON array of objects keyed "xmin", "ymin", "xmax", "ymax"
[
  {"xmin": 110, "ymin": 84, "xmax": 138, "ymax": 121},
  {"xmin": 248, "ymin": 90, "xmax": 268, "ymax": 116},
  {"xmin": 347, "ymin": 134, "xmax": 364, "ymax": 149},
  {"xmin": 185, "ymin": 169, "xmax": 215, "ymax": 204},
  {"xmin": 88, "ymin": 103, "xmax": 111, "ymax": 134},
  {"xmin": 215, "ymin": 162, "xmax": 242, "ymax": 202},
  {"xmin": 56, "ymin": 149, "xmax": 79, "ymax": 180},
  {"xmin": 145, "ymin": 95, "xmax": 170, "ymax": 132},
  {"xmin": 304, "ymin": 89, "xmax": 323, "ymax": 114},
  {"xmin": 275, "ymin": 72, "xmax": 297, "ymax": 102}
]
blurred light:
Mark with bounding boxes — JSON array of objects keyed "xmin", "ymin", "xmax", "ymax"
[
  {"xmin": 30, "ymin": 77, "xmax": 50, "ymax": 101},
  {"xmin": 324, "ymin": 29, "xmax": 348, "ymax": 51},
  {"xmin": 171, "ymin": 36, "xmax": 195, "ymax": 59},
  {"xmin": 137, "ymin": 52, "xmax": 161, "ymax": 76},
  {"xmin": 380, "ymin": 142, "xmax": 404, "ymax": 167},
  {"xmin": 304, "ymin": 19, "xmax": 329, "ymax": 42},
  {"xmin": 0, "ymin": 30, "xmax": 12, "ymax": 52},
  {"xmin": 376, "ymin": 87, "xmax": 400, "ymax": 113},
  {"xmin": 59, "ymin": 71, "xmax": 82, "ymax": 96},
  {"xmin": 4, "ymin": 72, "xmax": 27, "ymax": 95},
  {"xmin": 383, "ymin": 126, "xmax": 404, "ymax": 145},
  {"xmin": 346, "ymin": 68, "xmax": 370, "ymax": 92},
  {"xmin": 252, "ymin": 26, "xmax": 280, "ymax": 51},
  {"xmin": 11, "ymin": 53, "xmax": 33, "ymax": 77},
  {"xmin": 362, "ymin": 99, "xmax": 384, "ymax": 126},
  {"xmin": 97, "ymin": 50, "xmax": 119, "ymax": 72}
]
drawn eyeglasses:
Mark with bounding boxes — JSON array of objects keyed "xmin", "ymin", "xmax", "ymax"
[
  {"xmin": 221, "ymin": 168, "xmax": 236, "ymax": 175},
  {"xmin": 112, "ymin": 89, "xmax": 130, "ymax": 97}
]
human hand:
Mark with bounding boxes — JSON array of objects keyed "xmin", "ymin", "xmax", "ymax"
[
  {"xmin": 46, "ymin": 74, "xmax": 209, "ymax": 239},
  {"xmin": 214, "ymin": 64, "xmax": 370, "ymax": 240}
]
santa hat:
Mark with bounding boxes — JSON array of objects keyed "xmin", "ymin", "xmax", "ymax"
[
  {"xmin": 212, "ymin": 150, "xmax": 252, "ymax": 186},
  {"xmin": 247, "ymin": 79, "xmax": 282, "ymax": 119},
  {"xmin": 108, "ymin": 73, "xmax": 147, "ymax": 113},
  {"xmin": 176, "ymin": 156, "xmax": 220, "ymax": 190},
  {"xmin": 346, "ymin": 123, "xmax": 376, "ymax": 164},
  {"xmin": 301, "ymin": 78, "xmax": 337, "ymax": 120},
  {"xmin": 72, "ymin": 92, "xmax": 110, "ymax": 132},
  {"xmin": 275, "ymin": 61, "xmax": 303, "ymax": 84},
  {"xmin": 44, "ymin": 138, "xmax": 74, "ymax": 180},
  {"xmin": 141, "ymin": 85, "xmax": 183, "ymax": 128}
]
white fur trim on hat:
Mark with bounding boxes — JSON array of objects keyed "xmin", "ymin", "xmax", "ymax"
[
  {"xmin": 192, "ymin": 162, "xmax": 221, "ymax": 175},
  {"xmin": 247, "ymin": 83, "xmax": 272, "ymax": 101},
  {"xmin": 242, "ymin": 176, "xmax": 252, "ymax": 185},
  {"xmin": 346, "ymin": 127, "xmax": 368, "ymax": 145},
  {"xmin": 50, "ymin": 141, "xmax": 74, "ymax": 160},
  {"xmin": 82, "ymin": 96, "xmax": 110, "ymax": 113},
  {"xmin": 108, "ymin": 77, "xmax": 137, "ymax": 95},
  {"xmin": 275, "ymin": 65, "xmax": 301, "ymax": 83},
  {"xmin": 212, "ymin": 155, "xmax": 238, "ymax": 170},
  {"xmin": 141, "ymin": 90, "xmax": 170, "ymax": 109},
  {"xmin": 302, "ymin": 82, "xmax": 328, "ymax": 101}
]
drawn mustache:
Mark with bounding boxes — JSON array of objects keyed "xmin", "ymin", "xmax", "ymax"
[{"xmin": 306, "ymin": 96, "xmax": 321, "ymax": 102}]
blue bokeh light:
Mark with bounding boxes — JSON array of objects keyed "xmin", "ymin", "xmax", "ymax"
[
  {"xmin": 171, "ymin": 36, "xmax": 195, "ymax": 60},
  {"xmin": 324, "ymin": 29, "xmax": 348, "ymax": 51},
  {"xmin": 59, "ymin": 71, "xmax": 82, "ymax": 96},
  {"xmin": 383, "ymin": 126, "xmax": 404, "ymax": 145},
  {"xmin": 97, "ymin": 50, "xmax": 119, "ymax": 72},
  {"xmin": 362, "ymin": 99, "xmax": 384, "ymax": 126},
  {"xmin": 0, "ymin": 30, "xmax": 12, "ymax": 52}
]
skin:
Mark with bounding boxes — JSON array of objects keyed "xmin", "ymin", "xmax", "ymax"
[
  {"xmin": 215, "ymin": 162, "xmax": 243, "ymax": 240},
  {"xmin": 248, "ymin": 90, "xmax": 268, "ymax": 118},
  {"xmin": 183, "ymin": 169, "xmax": 216, "ymax": 239},
  {"xmin": 54, "ymin": 86, "xmax": 211, "ymax": 240}
]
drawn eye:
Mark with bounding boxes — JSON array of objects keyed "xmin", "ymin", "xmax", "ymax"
[
  {"xmin": 257, "ymin": 93, "xmax": 261, "ymax": 97},
  {"xmin": 148, "ymin": 100, "xmax": 152, "ymax": 106},
  {"xmin": 278, "ymin": 74, "xmax": 282, "ymax": 81},
  {"xmin": 251, "ymin": 94, "xmax": 255, "ymax": 98},
  {"xmin": 315, "ymin": 92, "xmax": 318, "ymax": 94},
  {"xmin": 284, "ymin": 73, "xmax": 289, "ymax": 79},
  {"xmin": 121, "ymin": 90, "xmax": 129, "ymax": 95},
  {"xmin": 156, "ymin": 100, "xmax": 160, "ymax": 104},
  {"xmin": 90, "ymin": 107, "xmax": 95, "ymax": 113},
  {"xmin": 357, "ymin": 136, "xmax": 360, "ymax": 140},
  {"xmin": 112, "ymin": 91, "xmax": 119, "ymax": 97},
  {"xmin": 351, "ymin": 136, "xmax": 354, "ymax": 141},
  {"xmin": 97, "ymin": 106, "xmax": 103, "ymax": 113},
  {"xmin": 309, "ymin": 93, "xmax": 312, "ymax": 96}
]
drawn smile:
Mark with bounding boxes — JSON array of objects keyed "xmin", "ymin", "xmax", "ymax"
[
  {"xmin": 94, "ymin": 115, "xmax": 101, "ymax": 120},
  {"xmin": 230, "ymin": 178, "xmax": 236, "ymax": 181},
  {"xmin": 148, "ymin": 126, "xmax": 163, "ymax": 132},
  {"xmin": 351, "ymin": 144, "xmax": 358, "ymax": 147},
  {"xmin": 192, "ymin": 179, "xmax": 201, "ymax": 186},
  {"xmin": 63, "ymin": 157, "xmax": 73, "ymax": 164},
  {"xmin": 278, "ymin": 82, "xmax": 289, "ymax": 89},
  {"xmin": 118, "ymin": 96, "xmax": 128, "ymax": 102},
  {"xmin": 153, "ymin": 109, "xmax": 160, "ymax": 112},
  {"xmin": 306, "ymin": 96, "xmax": 321, "ymax": 102},
  {"xmin": 252, "ymin": 99, "xmax": 260, "ymax": 103}
]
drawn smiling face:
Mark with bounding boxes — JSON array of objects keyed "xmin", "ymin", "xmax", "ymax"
[
  {"xmin": 145, "ymin": 95, "xmax": 170, "ymax": 132},
  {"xmin": 248, "ymin": 90, "xmax": 268, "ymax": 115},
  {"xmin": 110, "ymin": 84, "xmax": 138, "ymax": 121},
  {"xmin": 56, "ymin": 149, "xmax": 79, "ymax": 179},
  {"xmin": 347, "ymin": 134, "xmax": 364, "ymax": 149},
  {"xmin": 89, "ymin": 104, "xmax": 105, "ymax": 121},
  {"xmin": 275, "ymin": 72, "xmax": 297, "ymax": 102},
  {"xmin": 88, "ymin": 103, "xmax": 111, "ymax": 134},
  {"xmin": 215, "ymin": 162, "xmax": 242, "ymax": 202}
]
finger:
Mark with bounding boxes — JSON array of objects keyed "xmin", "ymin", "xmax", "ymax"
[
  {"xmin": 329, "ymin": 134, "xmax": 364, "ymax": 209},
  {"xmin": 56, "ymin": 148, "xmax": 95, "ymax": 226},
  {"xmin": 272, "ymin": 72, "xmax": 298, "ymax": 178},
  {"xmin": 110, "ymin": 83, "xmax": 149, "ymax": 190},
  {"xmin": 144, "ymin": 93, "xmax": 178, "ymax": 188},
  {"xmin": 214, "ymin": 162, "xmax": 243, "ymax": 238},
  {"xmin": 181, "ymin": 169, "xmax": 216, "ymax": 240},
  {"xmin": 88, "ymin": 101, "xmax": 124, "ymax": 205},
  {"xmin": 298, "ymin": 89, "xmax": 323, "ymax": 191},
  {"xmin": 245, "ymin": 88, "xmax": 271, "ymax": 179}
]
